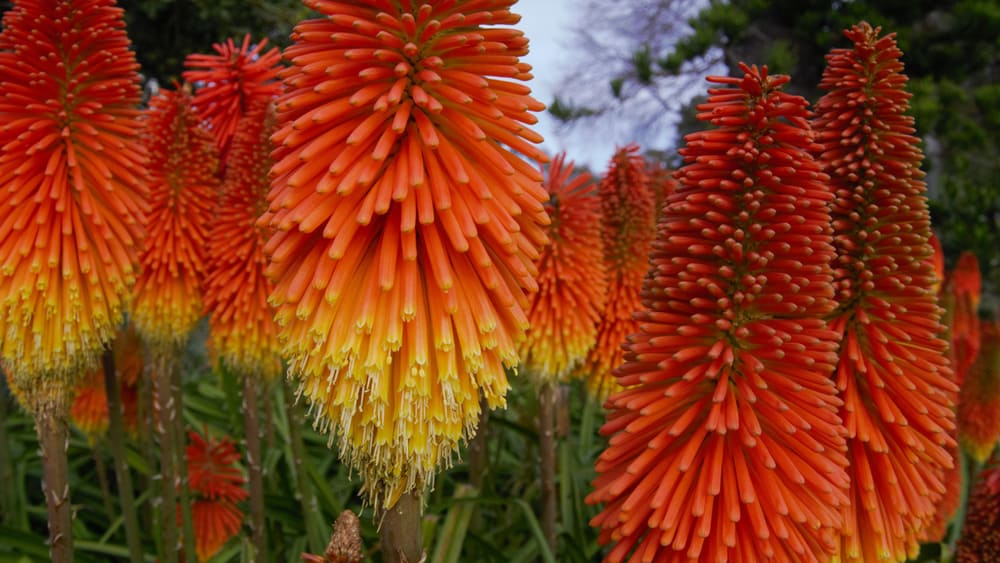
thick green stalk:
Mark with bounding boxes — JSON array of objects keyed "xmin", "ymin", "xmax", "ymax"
[
  {"xmin": 103, "ymin": 349, "xmax": 144, "ymax": 562},
  {"xmin": 34, "ymin": 401, "xmax": 74, "ymax": 562},
  {"xmin": 380, "ymin": 490, "xmax": 424, "ymax": 563},
  {"xmin": 169, "ymin": 355, "xmax": 197, "ymax": 563},
  {"xmin": 155, "ymin": 353, "xmax": 178, "ymax": 563},
  {"xmin": 243, "ymin": 376, "xmax": 268, "ymax": 560},
  {"xmin": 467, "ymin": 401, "xmax": 490, "ymax": 491},
  {"xmin": 285, "ymin": 390, "xmax": 325, "ymax": 552}
]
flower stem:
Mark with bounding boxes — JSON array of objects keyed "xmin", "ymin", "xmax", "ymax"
[
  {"xmin": 91, "ymin": 448, "xmax": 115, "ymax": 522},
  {"xmin": 103, "ymin": 349, "xmax": 144, "ymax": 562},
  {"xmin": 380, "ymin": 490, "xmax": 424, "ymax": 563},
  {"xmin": 169, "ymin": 356, "xmax": 197, "ymax": 563},
  {"xmin": 468, "ymin": 401, "xmax": 490, "ymax": 491},
  {"xmin": 538, "ymin": 380, "xmax": 558, "ymax": 555},
  {"xmin": 34, "ymin": 400, "xmax": 74, "ymax": 562},
  {"xmin": 243, "ymin": 376, "xmax": 268, "ymax": 560},
  {"xmin": 285, "ymin": 389, "xmax": 326, "ymax": 552},
  {"xmin": 155, "ymin": 353, "xmax": 178, "ymax": 563}
]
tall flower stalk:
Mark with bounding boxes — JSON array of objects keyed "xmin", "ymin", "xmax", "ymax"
[
  {"xmin": 0, "ymin": 1, "xmax": 147, "ymax": 559},
  {"xmin": 581, "ymin": 145, "xmax": 655, "ymax": 400},
  {"xmin": 186, "ymin": 36, "xmax": 283, "ymax": 561},
  {"xmin": 135, "ymin": 87, "xmax": 220, "ymax": 563},
  {"xmin": 813, "ymin": 23, "xmax": 957, "ymax": 561},
  {"xmin": 264, "ymin": 2, "xmax": 549, "ymax": 560},
  {"xmin": 519, "ymin": 152, "xmax": 605, "ymax": 553},
  {"xmin": 589, "ymin": 64, "xmax": 849, "ymax": 562}
]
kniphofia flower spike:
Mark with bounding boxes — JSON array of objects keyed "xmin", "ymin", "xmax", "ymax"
[
  {"xmin": 70, "ymin": 324, "xmax": 143, "ymax": 439},
  {"xmin": 185, "ymin": 430, "xmax": 248, "ymax": 561},
  {"xmin": 589, "ymin": 64, "xmax": 849, "ymax": 563},
  {"xmin": 959, "ymin": 322, "xmax": 1000, "ymax": 463},
  {"xmin": 519, "ymin": 152, "xmax": 605, "ymax": 382},
  {"xmin": 813, "ymin": 23, "xmax": 957, "ymax": 562},
  {"xmin": 263, "ymin": 0, "xmax": 549, "ymax": 507},
  {"xmin": 0, "ymin": 0, "xmax": 147, "ymax": 406}
]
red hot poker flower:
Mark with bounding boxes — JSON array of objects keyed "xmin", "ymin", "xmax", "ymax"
[
  {"xmin": 132, "ymin": 88, "xmax": 220, "ymax": 351},
  {"xmin": 185, "ymin": 430, "xmax": 247, "ymax": 561},
  {"xmin": 69, "ymin": 324, "xmax": 143, "ymax": 439},
  {"xmin": 182, "ymin": 35, "xmax": 282, "ymax": 158},
  {"xmin": 262, "ymin": 0, "xmax": 549, "ymax": 508},
  {"xmin": 948, "ymin": 252, "xmax": 982, "ymax": 386},
  {"xmin": 589, "ymin": 64, "xmax": 849, "ymax": 563},
  {"xmin": 813, "ymin": 23, "xmax": 957, "ymax": 561},
  {"xmin": 959, "ymin": 322, "xmax": 1000, "ymax": 463},
  {"xmin": 582, "ymin": 144, "xmax": 655, "ymax": 400},
  {"xmin": 0, "ymin": 0, "xmax": 147, "ymax": 403},
  {"xmin": 519, "ymin": 152, "xmax": 606, "ymax": 381}
]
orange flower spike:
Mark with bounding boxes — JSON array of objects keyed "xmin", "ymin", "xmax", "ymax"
[
  {"xmin": 263, "ymin": 1, "xmax": 549, "ymax": 507},
  {"xmin": 68, "ymin": 324, "xmax": 145, "ymax": 439},
  {"xmin": 949, "ymin": 252, "xmax": 982, "ymax": 385},
  {"xmin": 583, "ymin": 144, "xmax": 656, "ymax": 399},
  {"xmin": 813, "ymin": 23, "xmax": 957, "ymax": 561},
  {"xmin": 959, "ymin": 322, "xmax": 1000, "ymax": 463},
  {"xmin": 0, "ymin": 0, "xmax": 147, "ymax": 403},
  {"xmin": 588, "ymin": 64, "xmax": 849, "ymax": 562},
  {"xmin": 185, "ymin": 430, "xmax": 247, "ymax": 562},
  {"xmin": 203, "ymin": 102, "xmax": 282, "ymax": 380},
  {"xmin": 132, "ymin": 88, "xmax": 221, "ymax": 351},
  {"xmin": 69, "ymin": 370, "xmax": 110, "ymax": 438},
  {"xmin": 955, "ymin": 460, "xmax": 1000, "ymax": 562},
  {"xmin": 519, "ymin": 153, "xmax": 605, "ymax": 382},
  {"xmin": 183, "ymin": 35, "xmax": 282, "ymax": 159}
]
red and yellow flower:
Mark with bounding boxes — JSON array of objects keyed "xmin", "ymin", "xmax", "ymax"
[
  {"xmin": 519, "ymin": 153, "xmax": 605, "ymax": 382},
  {"xmin": 0, "ymin": 0, "xmax": 147, "ymax": 408},
  {"xmin": 959, "ymin": 322, "xmax": 1000, "ymax": 463},
  {"xmin": 582, "ymin": 145, "xmax": 655, "ymax": 400},
  {"xmin": 813, "ymin": 23, "xmax": 957, "ymax": 561},
  {"xmin": 185, "ymin": 430, "xmax": 248, "ymax": 561},
  {"xmin": 589, "ymin": 64, "xmax": 849, "ymax": 562},
  {"xmin": 132, "ymin": 88, "xmax": 220, "ymax": 351},
  {"xmin": 69, "ymin": 324, "xmax": 143, "ymax": 439},
  {"xmin": 262, "ymin": 0, "xmax": 549, "ymax": 507}
]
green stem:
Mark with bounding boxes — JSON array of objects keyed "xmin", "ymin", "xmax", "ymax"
[
  {"xmin": 155, "ymin": 354, "xmax": 178, "ymax": 563},
  {"xmin": 285, "ymin": 389, "xmax": 325, "ymax": 553},
  {"xmin": 34, "ymin": 400, "xmax": 74, "ymax": 562},
  {"xmin": 91, "ymin": 447, "xmax": 115, "ymax": 522},
  {"xmin": 243, "ymin": 376, "xmax": 268, "ymax": 560},
  {"xmin": 169, "ymin": 354, "xmax": 197, "ymax": 563},
  {"xmin": 468, "ymin": 401, "xmax": 490, "ymax": 491},
  {"xmin": 380, "ymin": 490, "xmax": 424, "ymax": 563},
  {"xmin": 103, "ymin": 349, "xmax": 144, "ymax": 562},
  {"xmin": 0, "ymin": 385, "xmax": 18, "ymax": 526},
  {"xmin": 538, "ymin": 381, "xmax": 558, "ymax": 556}
]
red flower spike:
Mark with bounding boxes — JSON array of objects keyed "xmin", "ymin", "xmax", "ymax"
[
  {"xmin": 813, "ymin": 23, "xmax": 957, "ymax": 561},
  {"xmin": 955, "ymin": 459, "xmax": 1000, "ymax": 563},
  {"xmin": 582, "ymin": 145, "xmax": 655, "ymax": 400},
  {"xmin": 132, "ymin": 88, "xmax": 220, "ymax": 351},
  {"xmin": 186, "ymin": 430, "xmax": 248, "ymax": 504},
  {"xmin": 261, "ymin": 0, "xmax": 549, "ymax": 508},
  {"xmin": 519, "ymin": 152, "xmax": 606, "ymax": 382},
  {"xmin": 183, "ymin": 34, "xmax": 283, "ymax": 158},
  {"xmin": 203, "ymin": 101, "xmax": 282, "ymax": 380},
  {"xmin": 959, "ymin": 322, "xmax": 1000, "ymax": 463},
  {"xmin": 191, "ymin": 499, "xmax": 244, "ymax": 562},
  {"xmin": 588, "ymin": 64, "xmax": 849, "ymax": 563},
  {"xmin": 948, "ymin": 252, "xmax": 982, "ymax": 386},
  {"xmin": 0, "ymin": 0, "xmax": 148, "ymax": 403}
]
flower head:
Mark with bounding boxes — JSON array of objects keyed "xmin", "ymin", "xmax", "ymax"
[
  {"xmin": 69, "ymin": 324, "xmax": 143, "ymax": 439},
  {"xmin": 519, "ymin": 153, "xmax": 605, "ymax": 382},
  {"xmin": 132, "ymin": 87, "xmax": 220, "ymax": 351},
  {"xmin": 948, "ymin": 252, "xmax": 982, "ymax": 385},
  {"xmin": 955, "ymin": 459, "xmax": 1000, "ymax": 563},
  {"xmin": 959, "ymin": 322, "xmax": 1000, "ymax": 463},
  {"xmin": 262, "ymin": 0, "xmax": 549, "ymax": 507},
  {"xmin": 182, "ymin": 35, "xmax": 283, "ymax": 158},
  {"xmin": 589, "ymin": 64, "xmax": 848, "ymax": 562},
  {"xmin": 582, "ymin": 144, "xmax": 655, "ymax": 399},
  {"xmin": 813, "ymin": 23, "xmax": 957, "ymax": 561},
  {"xmin": 185, "ymin": 430, "xmax": 247, "ymax": 561},
  {"xmin": 0, "ymin": 0, "xmax": 147, "ymax": 409}
]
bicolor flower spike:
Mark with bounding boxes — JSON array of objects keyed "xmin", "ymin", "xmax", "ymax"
[
  {"xmin": 132, "ymin": 88, "xmax": 220, "ymax": 351},
  {"xmin": 955, "ymin": 459, "xmax": 1000, "ymax": 563},
  {"xmin": 519, "ymin": 153, "xmax": 605, "ymax": 382},
  {"xmin": 813, "ymin": 23, "xmax": 957, "ymax": 561},
  {"xmin": 589, "ymin": 64, "xmax": 849, "ymax": 563},
  {"xmin": 583, "ymin": 144, "xmax": 655, "ymax": 400},
  {"xmin": 69, "ymin": 324, "xmax": 143, "ymax": 439},
  {"xmin": 0, "ymin": 0, "xmax": 147, "ymax": 407},
  {"xmin": 262, "ymin": 0, "xmax": 549, "ymax": 507},
  {"xmin": 183, "ymin": 35, "xmax": 283, "ymax": 158},
  {"xmin": 185, "ymin": 430, "xmax": 248, "ymax": 562}
]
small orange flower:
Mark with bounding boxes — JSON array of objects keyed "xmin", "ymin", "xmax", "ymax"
[
  {"xmin": 959, "ymin": 322, "xmax": 1000, "ymax": 463},
  {"xmin": 955, "ymin": 458, "xmax": 1000, "ymax": 562},
  {"xmin": 185, "ymin": 430, "xmax": 247, "ymax": 561},
  {"xmin": 132, "ymin": 88, "xmax": 220, "ymax": 351},
  {"xmin": 813, "ymin": 23, "xmax": 957, "ymax": 561},
  {"xmin": 582, "ymin": 144, "xmax": 655, "ymax": 399},
  {"xmin": 519, "ymin": 153, "xmax": 605, "ymax": 382},
  {"xmin": 262, "ymin": 1, "xmax": 549, "ymax": 507},
  {"xmin": 589, "ymin": 64, "xmax": 848, "ymax": 562},
  {"xmin": 183, "ymin": 34, "xmax": 282, "ymax": 159},
  {"xmin": 0, "ymin": 0, "xmax": 147, "ymax": 406},
  {"xmin": 69, "ymin": 325, "xmax": 144, "ymax": 439}
]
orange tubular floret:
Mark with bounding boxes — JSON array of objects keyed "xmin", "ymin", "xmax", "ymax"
[
  {"xmin": 589, "ymin": 63, "xmax": 849, "ymax": 563},
  {"xmin": 813, "ymin": 23, "xmax": 957, "ymax": 562},
  {"xmin": 261, "ymin": 0, "xmax": 548, "ymax": 508},
  {"xmin": 132, "ymin": 88, "xmax": 220, "ymax": 351},
  {"xmin": 519, "ymin": 153, "xmax": 606, "ymax": 383},
  {"xmin": 582, "ymin": 144, "xmax": 656, "ymax": 400},
  {"xmin": 0, "ymin": 0, "xmax": 148, "ymax": 406}
]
